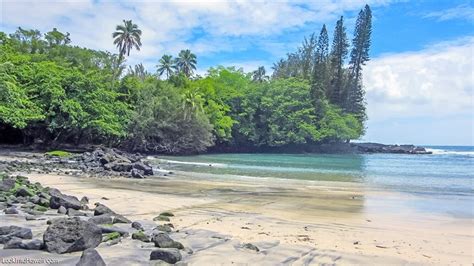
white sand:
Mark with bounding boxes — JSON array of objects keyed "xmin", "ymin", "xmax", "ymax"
[{"xmin": 0, "ymin": 172, "xmax": 469, "ymax": 265}]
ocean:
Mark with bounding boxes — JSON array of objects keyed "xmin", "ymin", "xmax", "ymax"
[{"xmin": 152, "ymin": 146, "xmax": 474, "ymax": 217}]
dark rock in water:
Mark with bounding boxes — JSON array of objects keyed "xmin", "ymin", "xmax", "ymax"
[
  {"xmin": 43, "ymin": 217, "xmax": 102, "ymax": 254},
  {"xmin": 16, "ymin": 187, "xmax": 34, "ymax": 197},
  {"xmin": 67, "ymin": 208, "xmax": 88, "ymax": 217},
  {"xmin": 130, "ymin": 169, "xmax": 145, "ymax": 179},
  {"xmin": 50, "ymin": 191, "xmax": 82, "ymax": 210},
  {"xmin": 0, "ymin": 226, "xmax": 33, "ymax": 243},
  {"xmin": 80, "ymin": 196, "xmax": 89, "ymax": 205},
  {"xmin": 131, "ymin": 221, "xmax": 143, "ymax": 231},
  {"xmin": 152, "ymin": 232, "xmax": 184, "ymax": 249},
  {"xmin": 4, "ymin": 207, "xmax": 18, "ymax": 214},
  {"xmin": 93, "ymin": 203, "xmax": 115, "ymax": 216},
  {"xmin": 88, "ymin": 214, "xmax": 113, "ymax": 225},
  {"xmin": 150, "ymin": 248, "xmax": 182, "ymax": 264},
  {"xmin": 351, "ymin": 142, "xmax": 432, "ymax": 154},
  {"xmin": 76, "ymin": 248, "xmax": 106, "ymax": 266},
  {"xmin": 58, "ymin": 206, "xmax": 67, "ymax": 214},
  {"xmin": 0, "ymin": 178, "xmax": 15, "ymax": 192},
  {"xmin": 242, "ymin": 243, "xmax": 259, "ymax": 252},
  {"xmin": 132, "ymin": 162, "xmax": 153, "ymax": 176},
  {"xmin": 132, "ymin": 231, "xmax": 150, "ymax": 242},
  {"xmin": 3, "ymin": 237, "xmax": 23, "ymax": 249}
]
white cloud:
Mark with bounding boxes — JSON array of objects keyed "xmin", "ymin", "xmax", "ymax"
[
  {"xmin": 1, "ymin": 0, "xmax": 394, "ymax": 71},
  {"xmin": 424, "ymin": 4, "xmax": 474, "ymax": 22},
  {"xmin": 363, "ymin": 36, "xmax": 474, "ymax": 125}
]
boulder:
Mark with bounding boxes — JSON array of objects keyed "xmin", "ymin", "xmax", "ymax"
[
  {"xmin": 58, "ymin": 206, "xmax": 67, "ymax": 214},
  {"xmin": 149, "ymin": 248, "xmax": 182, "ymax": 264},
  {"xmin": 99, "ymin": 225, "xmax": 129, "ymax": 237},
  {"xmin": 22, "ymin": 239, "xmax": 43, "ymax": 250},
  {"xmin": 152, "ymin": 233, "xmax": 184, "ymax": 249},
  {"xmin": 15, "ymin": 187, "xmax": 34, "ymax": 197},
  {"xmin": 132, "ymin": 231, "xmax": 150, "ymax": 242},
  {"xmin": 50, "ymin": 191, "xmax": 82, "ymax": 210},
  {"xmin": 67, "ymin": 208, "xmax": 88, "ymax": 217},
  {"xmin": 131, "ymin": 221, "xmax": 144, "ymax": 231},
  {"xmin": 113, "ymin": 214, "xmax": 131, "ymax": 224},
  {"xmin": 93, "ymin": 203, "xmax": 115, "ymax": 216},
  {"xmin": 0, "ymin": 178, "xmax": 15, "ymax": 192},
  {"xmin": 43, "ymin": 217, "xmax": 102, "ymax": 254},
  {"xmin": 76, "ymin": 248, "xmax": 106, "ymax": 266},
  {"xmin": 130, "ymin": 169, "xmax": 144, "ymax": 179},
  {"xmin": 110, "ymin": 162, "xmax": 133, "ymax": 172},
  {"xmin": 132, "ymin": 162, "xmax": 153, "ymax": 176},
  {"xmin": 80, "ymin": 196, "xmax": 89, "ymax": 205},
  {"xmin": 0, "ymin": 226, "xmax": 33, "ymax": 243},
  {"xmin": 154, "ymin": 224, "xmax": 173, "ymax": 233},
  {"xmin": 3, "ymin": 237, "xmax": 23, "ymax": 249},
  {"xmin": 30, "ymin": 195, "xmax": 40, "ymax": 204},
  {"xmin": 88, "ymin": 214, "xmax": 113, "ymax": 225},
  {"xmin": 4, "ymin": 207, "xmax": 18, "ymax": 214}
]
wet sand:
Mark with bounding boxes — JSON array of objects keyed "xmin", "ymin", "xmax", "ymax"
[{"xmin": 0, "ymin": 171, "xmax": 471, "ymax": 265}]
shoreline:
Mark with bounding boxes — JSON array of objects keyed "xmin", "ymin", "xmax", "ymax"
[
  {"xmin": 2, "ymin": 171, "xmax": 472, "ymax": 265},
  {"xmin": 0, "ymin": 150, "xmax": 472, "ymax": 265}
]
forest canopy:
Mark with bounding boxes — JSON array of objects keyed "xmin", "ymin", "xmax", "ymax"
[{"xmin": 0, "ymin": 5, "xmax": 372, "ymax": 154}]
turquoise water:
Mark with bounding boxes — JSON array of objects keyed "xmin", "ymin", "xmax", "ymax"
[
  {"xmin": 156, "ymin": 146, "xmax": 473, "ymax": 196},
  {"xmin": 154, "ymin": 146, "xmax": 474, "ymax": 218}
]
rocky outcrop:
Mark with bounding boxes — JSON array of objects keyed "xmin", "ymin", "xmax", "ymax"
[
  {"xmin": 43, "ymin": 217, "xmax": 102, "ymax": 254},
  {"xmin": 49, "ymin": 189, "xmax": 82, "ymax": 210},
  {"xmin": 351, "ymin": 143, "xmax": 432, "ymax": 154}
]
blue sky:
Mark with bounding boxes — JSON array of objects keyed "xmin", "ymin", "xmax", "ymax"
[{"xmin": 1, "ymin": 0, "xmax": 473, "ymax": 145}]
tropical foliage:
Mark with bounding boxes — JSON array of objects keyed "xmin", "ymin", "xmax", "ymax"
[{"xmin": 0, "ymin": 5, "xmax": 372, "ymax": 153}]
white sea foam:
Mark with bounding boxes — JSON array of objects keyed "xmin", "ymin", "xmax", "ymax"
[
  {"xmin": 155, "ymin": 159, "xmax": 228, "ymax": 167},
  {"xmin": 425, "ymin": 148, "xmax": 474, "ymax": 156}
]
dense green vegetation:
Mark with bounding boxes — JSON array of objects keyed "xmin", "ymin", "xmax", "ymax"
[{"xmin": 0, "ymin": 5, "xmax": 372, "ymax": 154}]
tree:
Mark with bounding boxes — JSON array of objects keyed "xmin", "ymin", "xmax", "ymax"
[
  {"xmin": 252, "ymin": 66, "xmax": 269, "ymax": 82},
  {"xmin": 329, "ymin": 16, "xmax": 349, "ymax": 107},
  {"xmin": 301, "ymin": 33, "xmax": 317, "ymax": 80},
  {"xmin": 312, "ymin": 24, "xmax": 329, "ymax": 87},
  {"xmin": 156, "ymin": 54, "xmax": 176, "ymax": 79},
  {"xmin": 346, "ymin": 5, "xmax": 372, "ymax": 122},
  {"xmin": 44, "ymin": 28, "xmax": 71, "ymax": 47},
  {"xmin": 176, "ymin": 49, "xmax": 197, "ymax": 78},
  {"xmin": 128, "ymin": 63, "xmax": 148, "ymax": 81},
  {"xmin": 112, "ymin": 20, "xmax": 142, "ymax": 59}
]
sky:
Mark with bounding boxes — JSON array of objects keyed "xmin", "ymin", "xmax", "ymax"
[{"xmin": 0, "ymin": 0, "xmax": 473, "ymax": 145}]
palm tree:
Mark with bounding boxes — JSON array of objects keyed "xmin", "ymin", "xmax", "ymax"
[
  {"xmin": 176, "ymin": 49, "xmax": 197, "ymax": 78},
  {"xmin": 252, "ymin": 66, "xmax": 269, "ymax": 82},
  {"xmin": 156, "ymin": 54, "xmax": 176, "ymax": 79},
  {"xmin": 112, "ymin": 20, "xmax": 142, "ymax": 59}
]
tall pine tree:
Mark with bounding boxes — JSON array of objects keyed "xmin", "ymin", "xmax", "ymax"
[
  {"xmin": 346, "ymin": 5, "xmax": 372, "ymax": 123},
  {"xmin": 312, "ymin": 25, "xmax": 329, "ymax": 87},
  {"xmin": 329, "ymin": 16, "xmax": 349, "ymax": 107}
]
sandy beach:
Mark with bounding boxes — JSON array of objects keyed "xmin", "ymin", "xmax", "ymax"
[{"xmin": 1, "ymin": 166, "xmax": 471, "ymax": 265}]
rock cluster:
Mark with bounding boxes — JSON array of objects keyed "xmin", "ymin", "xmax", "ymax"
[
  {"xmin": 351, "ymin": 143, "xmax": 432, "ymax": 154},
  {"xmin": 0, "ymin": 174, "xmax": 188, "ymax": 264}
]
